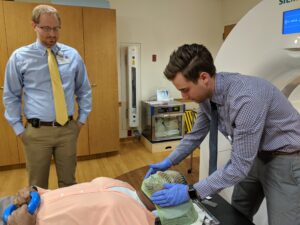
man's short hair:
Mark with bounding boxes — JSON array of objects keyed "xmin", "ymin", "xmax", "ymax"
[
  {"xmin": 164, "ymin": 43, "xmax": 216, "ymax": 83},
  {"xmin": 32, "ymin": 5, "xmax": 61, "ymax": 25}
]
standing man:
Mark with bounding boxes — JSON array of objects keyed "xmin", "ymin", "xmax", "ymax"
[
  {"xmin": 3, "ymin": 5, "xmax": 92, "ymax": 189},
  {"xmin": 145, "ymin": 44, "xmax": 300, "ymax": 225}
]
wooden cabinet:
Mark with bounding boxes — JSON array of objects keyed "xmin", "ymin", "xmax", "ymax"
[
  {"xmin": 54, "ymin": 5, "xmax": 90, "ymax": 157},
  {"xmin": 2, "ymin": 2, "xmax": 35, "ymax": 164},
  {"xmin": 0, "ymin": 1, "xmax": 20, "ymax": 166},
  {"xmin": 0, "ymin": 2, "xmax": 119, "ymax": 167},
  {"xmin": 83, "ymin": 8, "xmax": 119, "ymax": 154}
]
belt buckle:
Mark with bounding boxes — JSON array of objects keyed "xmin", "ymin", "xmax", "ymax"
[{"xmin": 31, "ymin": 119, "xmax": 40, "ymax": 128}]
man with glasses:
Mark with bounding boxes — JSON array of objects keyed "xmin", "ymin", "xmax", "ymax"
[{"xmin": 3, "ymin": 5, "xmax": 92, "ymax": 189}]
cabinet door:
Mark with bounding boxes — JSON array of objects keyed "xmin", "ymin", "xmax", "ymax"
[
  {"xmin": 3, "ymin": 2, "xmax": 89, "ymax": 162},
  {"xmin": 0, "ymin": 1, "xmax": 20, "ymax": 166},
  {"xmin": 83, "ymin": 8, "xmax": 120, "ymax": 154},
  {"xmin": 4, "ymin": 1, "xmax": 41, "ymax": 164},
  {"xmin": 53, "ymin": 5, "xmax": 89, "ymax": 156}
]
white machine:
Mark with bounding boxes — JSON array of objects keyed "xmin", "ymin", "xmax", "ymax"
[
  {"xmin": 127, "ymin": 45, "xmax": 140, "ymax": 127},
  {"xmin": 200, "ymin": 1, "xmax": 300, "ymax": 225}
]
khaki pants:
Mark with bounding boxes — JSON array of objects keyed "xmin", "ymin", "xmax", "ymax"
[
  {"xmin": 232, "ymin": 154, "xmax": 300, "ymax": 225},
  {"xmin": 22, "ymin": 120, "xmax": 80, "ymax": 189}
]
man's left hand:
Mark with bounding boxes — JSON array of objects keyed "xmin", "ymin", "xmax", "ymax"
[
  {"xmin": 151, "ymin": 183, "xmax": 189, "ymax": 207},
  {"xmin": 77, "ymin": 121, "xmax": 83, "ymax": 130}
]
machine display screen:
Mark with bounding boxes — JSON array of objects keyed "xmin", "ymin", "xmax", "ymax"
[
  {"xmin": 283, "ymin": 8, "xmax": 300, "ymax": 35},
  {"xmin": 157, "ymin": 106, "xmax": 180, "ymax": 113}
]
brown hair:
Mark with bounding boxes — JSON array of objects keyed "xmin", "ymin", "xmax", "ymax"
[
  {"xmin": 32, "ymin": 5, "xmax": 61, "ymax": 25},
  {"xmin": 164, "ymin": 44, "xmax": 216, "ymax": 83}
]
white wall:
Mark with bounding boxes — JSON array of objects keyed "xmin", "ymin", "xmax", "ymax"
[
  {"xmin": 110, "ymin": 0, "xmax": 225, "ymax": 136},
  {"xmin": 52, "ymin": 0, "xmax": 110, "ymax": 8},
  {"xmin": 12, "ymin": 0, "xmax": 261, "ymax": 137},
  {"xmin": 112, "ymin": 0, "xmax": 263, "ymax": 137},
  {"xmin": 110, "ymin": 0, "xmax": 224, "ymax": 102}
]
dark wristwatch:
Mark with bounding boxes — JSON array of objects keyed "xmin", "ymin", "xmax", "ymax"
[
  {"xmin": 30, "ymin": 185, "xmax": 38, "ymax": 192},
  {"xmin": 188, "ymin": 184, "xmax": 198, "ymax": 199}
]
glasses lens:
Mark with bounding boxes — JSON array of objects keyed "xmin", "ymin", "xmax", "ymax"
[{"xmin": 38, "ymin": 26, "xmax": 60, "ymax": 32}]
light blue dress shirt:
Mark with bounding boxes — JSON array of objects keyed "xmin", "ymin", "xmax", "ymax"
[
  {"xmin": 3, "ymin": 40, "xmax": 92, "ymax": 135},
  {"xmin": 167, "ymin": 72, "xmax": 300, "ymax": 198}
]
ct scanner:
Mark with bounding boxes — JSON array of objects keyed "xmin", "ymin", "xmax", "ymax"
[{"xmin": 199, "ymin": 0, "xmax": 300, "ymax": 225}]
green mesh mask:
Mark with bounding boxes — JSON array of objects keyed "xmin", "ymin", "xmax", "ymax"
[{"xmin": 142, "ymin": 170, "xmax": 198, "ymax": 225}]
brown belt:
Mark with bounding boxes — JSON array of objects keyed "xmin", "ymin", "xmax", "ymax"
[
  {"xmin": 27, "ymin": 116, "xmax": 73, "ymax": 127},
  {"xmin": 258, "ymin": 150, "xmax": 300, "ymax": 157}
]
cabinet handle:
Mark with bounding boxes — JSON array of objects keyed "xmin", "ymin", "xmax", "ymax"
[
  {"xmin": 91, "ymin": 84, "xmax": 97, "ymax": 88},
  {"xmin": 0, "ymin": 86, "xmax": 3, "ymax": 90}
]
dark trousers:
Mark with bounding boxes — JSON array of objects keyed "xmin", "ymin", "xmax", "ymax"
[
  {"xmin": 22, "ymin": 120, "xmax": 80, "ymax": 189},
  {"xmin": 232, "ymin": 154, "xmax": 300, "ymax": 225}
]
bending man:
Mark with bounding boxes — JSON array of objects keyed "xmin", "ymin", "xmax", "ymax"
[{"xmin": 145, "ymin": 43, "xmax": 300, "ymax": 225}]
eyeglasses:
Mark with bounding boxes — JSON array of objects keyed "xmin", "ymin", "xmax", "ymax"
[{"xmin": 37, "ymin": 25, "xmax": 61, "ymax": 33}]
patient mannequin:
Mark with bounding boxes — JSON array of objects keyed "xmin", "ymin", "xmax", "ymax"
[
  {"xmin": 4, "ymin": 177, "xmax": 155, "ymax": 225},
  {"xmin": 5, "ymin": 172, "xmax": 202, "ymax": 225}
]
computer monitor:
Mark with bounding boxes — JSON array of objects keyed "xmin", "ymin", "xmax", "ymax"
[
  {"xmin": 282, "ymin": 8, "xmax": 300, "ymax": 35},
  {"xmin": 156, "ymin": 89, "xmax": 170, "ymax": 102}
]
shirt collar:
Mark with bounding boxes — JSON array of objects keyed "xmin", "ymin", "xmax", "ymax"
[{"xmin": 35, "ymin": 39, "xmax": 61, "ymax": 56}]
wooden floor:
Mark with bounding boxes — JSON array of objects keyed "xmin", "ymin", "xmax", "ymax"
[{"xmin": 0, "ymin": 140, "xmax": 200, "ymax": 197}]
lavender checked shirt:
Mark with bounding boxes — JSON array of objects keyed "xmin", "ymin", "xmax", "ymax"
[{"xmin": 167, "ymin": 72, "xmax": 300, "ymax": 198}]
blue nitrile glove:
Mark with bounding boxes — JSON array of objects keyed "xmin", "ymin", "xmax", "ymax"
[
  {"xmin": 150, "ymin": 183, "xmax": 189, "ymax": 207},
  {"xmin": 144, "ymin": 158, "xmax": 172, "ymax": 179}
]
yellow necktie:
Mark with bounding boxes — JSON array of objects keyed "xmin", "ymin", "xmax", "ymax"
[{"xmin": 47, "ymin": 48, "xmax": 68, "ymax": 125}]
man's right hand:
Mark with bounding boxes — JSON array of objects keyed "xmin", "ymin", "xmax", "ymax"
[
  {"xmin": 144, "ymin": 158, "xmax": 172, "ymax": 179},
  {"xmin": 7, "ymin": 204, "xmax": 36, "ymax": 225},
  {"xmin": 17, "ymin": 133, "xmax": 23, "ymax": 140}
]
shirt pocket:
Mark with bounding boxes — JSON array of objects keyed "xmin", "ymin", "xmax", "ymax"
[{"xmin": 59, "ymin": 65, "xmax": 76, "ymax": 84}]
